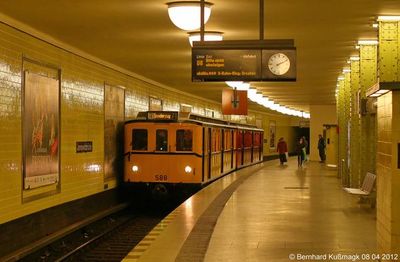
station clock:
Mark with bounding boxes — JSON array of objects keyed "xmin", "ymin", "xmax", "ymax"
[{"xmin": 262, "ymin": 49, "xmax": 296, "ymax": 81}]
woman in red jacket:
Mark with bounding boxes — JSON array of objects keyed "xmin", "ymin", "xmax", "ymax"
[{"xmin": 277, "ymin": 137, "xmax": 288, "ymax": 165}]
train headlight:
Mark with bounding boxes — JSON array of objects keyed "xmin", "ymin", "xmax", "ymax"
[
  {"xmin": 184, "ymin": 165, "xmax": 192, "ymax": 173},
  {"xmin": 132, "ymin": 165, "xmax": 139, "ymax": 172}
]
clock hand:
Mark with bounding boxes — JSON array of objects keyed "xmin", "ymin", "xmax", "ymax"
[{"xmin": 276, "ymin": 59, "xmax": 288, "ymax": 66}]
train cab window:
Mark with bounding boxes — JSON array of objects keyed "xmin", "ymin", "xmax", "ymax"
[
  {"xmin": 176, "ymin": 129, "xmax": 192, "ymax": 151},
  {"xmin": 156, "ymin": 129, "xmax": 168, "ymax": 151},
  {"xmin": 132, "ymin": 129, "xmax": 148, "ymax": 150}
]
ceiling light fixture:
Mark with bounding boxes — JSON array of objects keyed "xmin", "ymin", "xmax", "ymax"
[
  {"xmin": 358, "ymin": 40, "xmax": 379, "ymax": 45},
  {"xmin": 188, "ymin": 31, "xmax": 223, "ymax": 46},
  {"xmin": 342, "ymin": 68, "xmax": 351, "ymax": 73},
  {"xmin": 166, "ymin": 1, "xmax": 213, "ymax": 31},
  {"xmin": 377, "ymin": 16, "xmax": 400, "ymax": 21},
  {"xmin": 350, "ymin": 56, "xmax": 360, "ymax": 61},
  {"xmin": 225, "ymin": 81, "xmax": 250, "ymax": 90}
]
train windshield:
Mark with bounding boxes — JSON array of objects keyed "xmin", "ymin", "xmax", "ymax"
[
  {"xmin": 176, "ymin": 129, "xmax": 193, "ymax": 151},
  {"xmin": 156, "ymin": 129, "xmax": 168, "ymax": 151},
  {"xmin": 132, "ymin": 129, "xmax": 148, "ymax": 150}
]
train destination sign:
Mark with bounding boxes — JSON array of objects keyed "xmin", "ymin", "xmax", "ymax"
[
  {"xmin": 137, "ymin": 111, "xmax": 179, "ymax": 121},
  {"xmin": 192, "ymin": 49, "xmax": 261, "ymax": 82},
  {"xmin": 192, "ymin": 40, "xmax": 296, "ymax": 82}
]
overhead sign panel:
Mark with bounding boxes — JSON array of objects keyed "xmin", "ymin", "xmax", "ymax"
[
  {"xmin": 192, "ymin": 49, "xmax": 261, "ymax": 82},
  {"xmin": 192, "ymin": 40, "xmax": 296, "ymax": 82}
]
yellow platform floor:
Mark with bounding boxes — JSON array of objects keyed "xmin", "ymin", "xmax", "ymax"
[{"xmin": 124, "ymin": 158, "xmax": 377, "ymax": 262}]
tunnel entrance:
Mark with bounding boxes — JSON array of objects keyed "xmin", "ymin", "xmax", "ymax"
[{"xmin": 293, "ymin": 127, "xmax": 310, "ymax": 154}]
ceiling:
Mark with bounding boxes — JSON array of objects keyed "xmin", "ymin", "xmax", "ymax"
[{"xmin": 0, "ymin": 0, "xmax": 399, "ymax": 113}]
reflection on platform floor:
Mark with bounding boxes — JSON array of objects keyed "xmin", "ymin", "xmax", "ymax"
[{"xmin": 205, "ymin": 158, "xmax": 376, "ymax": 262}]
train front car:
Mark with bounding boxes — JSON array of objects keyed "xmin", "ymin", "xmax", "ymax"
[{"xmin": 124, "ymin": 111, "xmax": 203, "ymax": 199}]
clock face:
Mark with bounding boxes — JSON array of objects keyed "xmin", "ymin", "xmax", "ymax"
[{"xmin": 268, "ymin": 53, "xmax": 290, "ymax": 76}]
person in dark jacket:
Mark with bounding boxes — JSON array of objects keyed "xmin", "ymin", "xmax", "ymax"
[
  {"xmin": 277, "ymin": 137, "xmax": 288, "ymax": 165},
  {"xmin": 296, "ymin": 137, "xmax": 306, "ymax": 167},
  {"xmin": 318, "ymin": 134, "xmax": 326, "ymax": 163}
]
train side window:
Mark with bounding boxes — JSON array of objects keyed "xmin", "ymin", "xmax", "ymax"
[
  {"xmin": 176, "ymin": 129, "xmax": 192, "ymax": 151},
  {"xmin": 156, "ymin": 129, "xmax": 168, "ymax": 151},
  {"xmin": 254, "ymin": 132, "xmax": 261, "ymax": 146},
  {"xmin": 132, "ymin": 129, "xmax": 148, "ymax": 150},
  {"xmin": 244, "ymin": 131, "xmax": 252, "ymax": 147}
]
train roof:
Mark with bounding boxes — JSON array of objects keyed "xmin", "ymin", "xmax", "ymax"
[{"xmin": 125, "ymin": 111, "xmax": 263, "ymax": 131}]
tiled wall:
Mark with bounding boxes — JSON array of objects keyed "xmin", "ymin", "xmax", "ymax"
[
  {"xmin": 393, "ymin": 92, "xmax": 400, "ymax": 252},
  {"xmin": 376, "ymin": 92, "xmax": 400, "ymax": 253},
  {"xmin": 0, "ymin": 21, "xmax": 298, "ymax": 224},
  {"xmin": 376, "ymin": 92, "xmax": 392, "ymax": 253}
]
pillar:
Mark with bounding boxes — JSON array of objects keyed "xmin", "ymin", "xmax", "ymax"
[
  {"xmin": 350, "ymin": 58, "xmax": 361, "ymax": 187},
  {"xmin": 376, "ymin": 19, "xmax": 400, "ymax": 254}
]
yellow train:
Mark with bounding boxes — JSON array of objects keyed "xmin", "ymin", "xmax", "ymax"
[{"xmin": 124, "ymin": 111, "xmax": 263, "ymax": 198}]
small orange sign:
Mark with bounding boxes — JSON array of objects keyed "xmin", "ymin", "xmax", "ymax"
[{"xmin": 222, "ymin": 89, "xmax": 248, "ymax": 115}]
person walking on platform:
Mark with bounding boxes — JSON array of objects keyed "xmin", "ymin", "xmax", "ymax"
[
  {"xmin": 296, "ymin": 137, "xmax": 306, "ymax": 167},
  {"xmin": 318, "ymin": 134, "xmax": 326, "ymax": 163},
  {"xmin": 277, "ymin": 137, "xmax": 288, "ymax": 165},
  {"xmin": 302, "ymin": 136, "xmax": 308, "ymax": 162}
]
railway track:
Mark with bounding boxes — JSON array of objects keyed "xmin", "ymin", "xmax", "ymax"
[{"xmin": 20, "ymin": 202, "xmax": 177, "ymax": 262}]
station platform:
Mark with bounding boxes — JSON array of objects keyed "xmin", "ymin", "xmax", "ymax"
[{"xmin": 123, "ymin": 158, "xmax": 377, "ymax": 262}]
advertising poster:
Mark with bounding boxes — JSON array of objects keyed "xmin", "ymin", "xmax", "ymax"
[
  {"xmin": 104, "ymin": 85, "xmax": 125, "ymax": 181},
  {"xmin": 269, "ymin": 120, "xmax": 276, "ymax": 150},
  {"xmin": 24, "ymin": 72, "xmax": 59, "ymax": 189}
]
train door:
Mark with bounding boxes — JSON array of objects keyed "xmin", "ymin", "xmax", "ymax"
[
  {"xmin": 259, "ymin": 132, "xmax": 263, "ymax": 161},
  {"xmin": 231, "ymin": 129, "xmax": 234, "ymax": 169},
  {"xmin": 208, "ymin": 127, "xmax": 212, "ymax": 179},
  {"xmin": 221, "ymin": 129, "xmax": 224, "ymax": 173},
  {"xmin": 236, "ymin": 130, "xmax": 243, "ymax": 168},
  {"xmin": 202, "ymin": 127, "xmax": 205, "ymax": 182},
  {"xmin": 251, "ymin": 131, "xmax": 254, "ymax": 163}
]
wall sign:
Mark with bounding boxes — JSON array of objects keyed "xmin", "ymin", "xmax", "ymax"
[
  {"xmin": 76, "ymin": 141, "xmax": 93, "ymax": 153},
  {"xmin": 221, "ymin": 89, "xmax": 248, "ymax": 115}
]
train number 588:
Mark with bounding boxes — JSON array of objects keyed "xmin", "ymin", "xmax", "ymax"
[{"xmin": 155, "ymin": 175, "xmax": 168, "ymax": 181}]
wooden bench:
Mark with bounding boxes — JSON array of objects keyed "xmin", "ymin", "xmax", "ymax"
[{"xmin": 344, "ymin": 172, "xmax": 376, "ymax": 207}]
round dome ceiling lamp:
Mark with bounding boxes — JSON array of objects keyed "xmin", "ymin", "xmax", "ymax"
[
  {"xmin": 188, "ymin": 31, "xmax": 223, "ymax": 46},
  {"xmin": 167, "ymin": 1, "xmax": 213, "ymax": 31}
]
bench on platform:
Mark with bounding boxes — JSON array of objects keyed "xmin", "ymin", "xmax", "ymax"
[{"xmin": 344, "ymin": 172, "xmax": 376, "ymax": 207}]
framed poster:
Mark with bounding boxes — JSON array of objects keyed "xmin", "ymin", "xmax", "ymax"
[
  {"xmin": 205, "ymin": 108, "xmax": 214, "ymax": 118},
  {"xmin": 24, "ymin": 72, "xmax": 59, "ymax": 189},
  {"xmin": 149, "ymin": 96, "xmax": 162, "ymax": 111},
  {"xmin": 269, "ymin": 120, "xmax": 276, "ymax": 151},
  {"xmin": 104, "ymin": 84, "xmax": 125, "ymax": 182},
  {"xmin": 180, "ymin": 104, "xmax": 192, "ymax": 113}
]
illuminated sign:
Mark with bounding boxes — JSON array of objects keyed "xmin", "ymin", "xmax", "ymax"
[
  {"xmin": 192, "ymin": 49, "xmax": 261, "ymax": 81},
  {"xmin": 147, "ymin": 111, "xmax": 178, "ymax": 121},
  {"xmin": 192, "ymin": 40, "xmax": 296, "ymax": 82}
]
